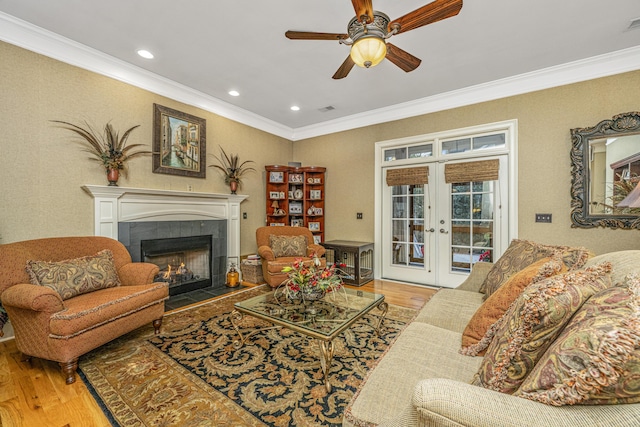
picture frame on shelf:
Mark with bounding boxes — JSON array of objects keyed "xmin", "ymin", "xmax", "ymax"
[
  {"xmin": 310, "ymin": 189, "xmax": 321, "ymax": 199},
  {"xmin": 152, "ymin": 104, "xmax": 206, "ymax": 178},
  {"xmin": 291, "ymin": 219, "xmax": 303, "ymax": 227},
  {"xmin": 269, "ymin": 223, "xmax": 285, "ymax": 226},
  {"xmin": 313, "ymin": 235, "xmax": 322, "ymax": 244},
  {"xmin": 269, "ymin": 171, "xmax": 284, "ymax": 183},
  {"xmin": 308, "ymin": 222, "xmax": 320, "ymax": 231},
  {"xmin": 314, "ymin": 178, "xmax": 321, "ymax": 184},
  {"xmin": 269, "ymin": 191, "xmax": 281, "ymax": 199},
  {"xmin": 289, "ymin": 173, "xmax": 303, "ymax": 183},
  {"xmin": 289, "ymin": 203, "xmax": 303, "ymax": 214}
]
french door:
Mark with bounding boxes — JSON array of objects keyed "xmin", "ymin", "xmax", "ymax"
[{"xmin": 381, "ymin": 156, "xmax": 509, "ymax": 288}]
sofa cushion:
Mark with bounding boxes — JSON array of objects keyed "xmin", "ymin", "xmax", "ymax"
[
  {"xmin": 584, "ymin": 250, "xmax": 640, "ymax": 287},
  {"xmin": 269, "ymin": 235, "xmax": 307, "ymax": 258},
  {"xmin": 343, "ymin": 322, "xmax": 482, "ymax": 427},
  {"xmin": 471, "ymin": 263, "xmax": 613, "ymax": 394},
  {"xmin": 26, "ymin": 249, "xmax": 121, "ymax": 300},
  {"xmin": 413, "ymin": 288, "xmax": 484, "ymax": 333},
  {"xmin": 515, "ymin": 274, "xmax": 640, "ymax": 406},
  {"xmin": 461, "ymin": 256, "xmax": 566, "ymax": 351},
  {"xmin": 480, "ymin": 239, "xmax": 591, "ymax": 299}
]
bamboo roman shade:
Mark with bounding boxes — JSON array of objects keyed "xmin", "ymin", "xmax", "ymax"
[
  {"xmin": 444, "ymin": 159, "xmax": 499, "ymax": 183},
  {"xmin": 386, "ymin": 166, "xmax": 429, "ymax": 186}
]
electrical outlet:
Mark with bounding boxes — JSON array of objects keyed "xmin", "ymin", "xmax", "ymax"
[
  {"xmin": 187, "ymin": 185, "xmax": 193, "ymax": 192},
  {"xmin": 356, "ymin": 212, "xmax": 363, "ymax": 219},
  {"xmin": 243, "ymin": 212, "xmax": 247, "ymax": 219},
  {"xmin": 535, "ymin": 213, "xmax": 552, "ymax": 223}
]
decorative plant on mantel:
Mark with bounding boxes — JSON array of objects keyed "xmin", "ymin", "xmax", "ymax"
[
  {"xmin": 52, "ymin": 120, "xmax": 151, "ymax": 186},
  {"xmin": 208, "ymin": 146, "xmax": 256, "ymax": 194}
]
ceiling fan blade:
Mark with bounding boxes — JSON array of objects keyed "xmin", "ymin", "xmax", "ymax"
[
  {"xmin": 389, "ymin": 0, "xmax": 462, "ymax": 34},
  {"xmin": 386, "ymin": 43, "xmax": 422, "ymax": 72},
  {"xmin": 332, "ymin": 55, "xmax": 356, "ymax": 79},
  {"xmin": 351, "ymin": 0, "xmax": 374, "ymax": 23},
  {"xmin": 285, "ymin": 30, "xmax": 348, "ymax": 41}
]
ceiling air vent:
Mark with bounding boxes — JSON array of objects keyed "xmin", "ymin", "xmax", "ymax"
[
  {"xmin": 627, "ymin": 17, "xmax": 640, "ymax": 31},
  {"xmin": 318, "ymin": 106, "xmax": 335, "ymax": 113}
]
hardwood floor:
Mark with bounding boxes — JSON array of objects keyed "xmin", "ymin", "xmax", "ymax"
[{"xmin": 0, "ymin": 279, "xmax": 437, "ymax": 427}]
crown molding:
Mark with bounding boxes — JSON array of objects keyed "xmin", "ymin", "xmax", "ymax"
[
  {"xmin": 0, "ymin": 12, "xmax": 293, "ymax": 139},
  {"xmin": 291, "ymin": 45, "xmax": 640, "ymax": 140},
  {"xmin": 2, "ymin": 11, "xmax": 639, "ymax": 142}
]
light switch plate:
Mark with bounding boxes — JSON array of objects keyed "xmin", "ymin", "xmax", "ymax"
[{"xmin": 535, "ymin": 213, "xmax": 552, "ymax": 223}]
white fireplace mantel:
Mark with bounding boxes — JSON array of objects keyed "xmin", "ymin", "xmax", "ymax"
[{"xmin": 82, "ymin": 185, "xmax": 248, "ymax": 265}]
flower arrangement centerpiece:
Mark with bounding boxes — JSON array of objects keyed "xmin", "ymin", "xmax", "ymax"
[
  {"xmin": 208, "ymin": 146, "xmax": 256, "ymax": 194},
  {"xmin": 52, "ymin": 120, "xmax": 150, "ymax": 186},
  {"xmin": 278, "ymin": 254, "xmax": 346, "ymax": 302}
]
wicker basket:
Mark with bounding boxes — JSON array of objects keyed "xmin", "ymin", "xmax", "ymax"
[{"xmin": 241, "ymin": 261, "xmax": 264, "ymax": 284}]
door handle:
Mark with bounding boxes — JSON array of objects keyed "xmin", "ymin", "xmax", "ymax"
[
  {"xmin": 425, "ymin": 228, "xmax": 435, "ymax": 233},
  {"xmin": 440, "ymin": 228, "xmax": 449, "ymax": 234}
]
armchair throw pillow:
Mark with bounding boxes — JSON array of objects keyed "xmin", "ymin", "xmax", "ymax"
[
  {"xmin": 269, "ymin": 235, "xmax": 308, "ymax": 258},
  {"xmin": 26, "ymin": 249, "xmax": 121, "ymax": 300},
  {"xmin": 515, "ymin": 274, "xmax": 640, "ymax": 406},
  {"xmin": 471, "ymin": 262, "xmax": 613, "ymax": 394}
]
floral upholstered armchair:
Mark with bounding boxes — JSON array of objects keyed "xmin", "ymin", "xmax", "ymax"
[
  {"xmin": 0, "ymin": 236, "xmax": 168, "ymax": 384},
  {"xmin": 256, "ymin": 226, "xmax": 326, "ymax": 287}
]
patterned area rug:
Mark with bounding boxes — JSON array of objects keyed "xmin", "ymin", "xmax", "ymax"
[{"xmin": 79, "ymin": 286, "xmax": 418, "ymax": 427}]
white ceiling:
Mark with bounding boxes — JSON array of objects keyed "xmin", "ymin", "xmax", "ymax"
[{"xmin": 1, "ymin": 0, "xmax": 640, "ymax": 140}]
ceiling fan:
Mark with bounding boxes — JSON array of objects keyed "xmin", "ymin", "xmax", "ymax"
[{"xmin": 285, "ymin": 0, "xmax": 463, "ymax": 79}]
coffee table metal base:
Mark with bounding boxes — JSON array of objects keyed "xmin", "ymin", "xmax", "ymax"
[{"xmin": 230, "ymin": 299, "xmax": 389, "ymax": 393}]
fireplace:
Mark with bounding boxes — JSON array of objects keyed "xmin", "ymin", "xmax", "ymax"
[
  {"xmin": 141, "ymin": 235, "xmax": 212, "ymax": 296},
  {"xmin": 82, "ymin": 185, "xmax": 248, "ymax": 286}
]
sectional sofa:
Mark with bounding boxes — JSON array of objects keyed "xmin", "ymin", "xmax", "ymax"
[{"xmin": 344, "ymin": 243, "xmax": 640, "ymax": 427}]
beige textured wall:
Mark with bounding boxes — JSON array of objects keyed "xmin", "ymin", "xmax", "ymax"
[
  {"xmin": 2, "ymin": 40, "xmax": 639, "ymax": 256},
  {"xmin": 0, "ymin": 42, "xmax": 292, "ymax": 253},
  {"xmin": 294, "ymin": 70, "xmax": 640, "ymax": 255}
]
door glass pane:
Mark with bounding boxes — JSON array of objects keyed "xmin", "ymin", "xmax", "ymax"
[
  {"xmin": 473, "ymin": 134, "xmax": 505, "ymax": 150},
  {"xmin": 442, "ymin": 138, "xmax": 471, "ymax": 155},
  {"xmin": 449, "ymin": 180, "xmax": 495, "ymax": 272},
  {"xmin": 408, "ymin": 144, "xmax": 433, "ymax": 159},
  {"xmin": 385, "ymin": 147, "xmax": 406, "ymax": 162},
  {"xmin": 391, "ymin": 184, "xmax": 425, "ymax": 267}
]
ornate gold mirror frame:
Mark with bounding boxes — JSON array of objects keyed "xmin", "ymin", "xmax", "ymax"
[{"xmin": 570, "ymin": 111, "xmax": 640, "ymax": 229}]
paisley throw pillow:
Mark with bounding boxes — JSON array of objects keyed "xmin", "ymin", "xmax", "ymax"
[
  {"xmin": 26, "ymin": 249, "xmax": 121, "ymax": 300},
  {"xmin": 269, "ymin": 235, "xmax": 307, "ymax": 258},
  {"xmin": 515, "ymin": 274, "xmax": 640, "ymax": 406},
  {"xmin": 471, "ymin": 262, "xmax": 613, "ymax": 394}
]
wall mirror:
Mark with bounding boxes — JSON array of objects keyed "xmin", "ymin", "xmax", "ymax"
[{"xmin": 570, "ymin": 111, "xmax": 640, "ymax": 229}]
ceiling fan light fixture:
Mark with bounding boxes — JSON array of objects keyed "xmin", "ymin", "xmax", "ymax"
[{"xmin": 350, "ymin": 36, "xmax": 387, "ymax": 68}]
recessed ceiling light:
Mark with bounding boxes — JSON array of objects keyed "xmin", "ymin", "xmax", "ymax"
[
  {"xmin": 228, "ymin": 90, "xmax": 240, "ymax": 97},
  {"xmin": 137, "ymin": 49, "xmax": 154, "ymax": 59},
  {"xmin": 290, "ymin": 106, "xmax": 300, "ymax": 111}
]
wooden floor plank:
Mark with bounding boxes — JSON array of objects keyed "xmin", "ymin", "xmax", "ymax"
[{"xmin": 0, "ymin": 280, "xmax": 436, "ymax": 426}]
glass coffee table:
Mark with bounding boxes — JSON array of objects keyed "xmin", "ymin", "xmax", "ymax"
[{"xmin": 230, "ymin": 287, "xmax": 388, "ymax": 392}]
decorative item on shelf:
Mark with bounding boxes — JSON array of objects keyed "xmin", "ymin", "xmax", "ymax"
[
  {"xmin": 276, "ymin": 254, "xmax": 346, "ymax": 303},
  {"xmin": 271, "ymin": 200, "xmax": 280, "ymax": 214},
  {"xmin": 226, "ymin": 262, "xmax": 240, "ymax": 287},
  {"xmin": 52, "ymin": 120, "xmax": 149, "ymax": 186},
  {"xmin": 209, "ymin": 146, "xmax": 256, "ymax": 194}
]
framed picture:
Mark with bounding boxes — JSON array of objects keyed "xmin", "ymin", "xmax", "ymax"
[
  {"xmin": 289, "ymin": 203, "xmax": 302, "ymax": 214},
  {"xmin": 289, "ymin": 173, "xmax": 303, "ymax": 183},
  {"xmin": 269, "ymin": 191, "xmax": 281, "ymax": 199},
  {"xmin": 313, "ymin": 235, "xmax": 322, "ymax": 244},
  {"xmin": 269, "ymin": 171, "xmax": 284, "ymax": 183},
  {"xmin": 152, "ymin": 104, "xmax": 206, "ymax": 178},
  {"xmin": 269, "ymin": 223, "xmax": 285, "ymax": 226},
  {"xmin": 308, "ymin": 222, "xmax": 320, "ymax": 231},
  {"xmin": 291, "ymin": 219, "xmax": 303, "ymax": 227},
  {"xmin": 310, "ymin": 189, "xmax": 321, "ymax": 199}
]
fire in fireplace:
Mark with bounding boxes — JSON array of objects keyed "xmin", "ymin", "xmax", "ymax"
[{"xmin": 141, "ymin": 235, "xmax": 212, "ymax": 296}]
